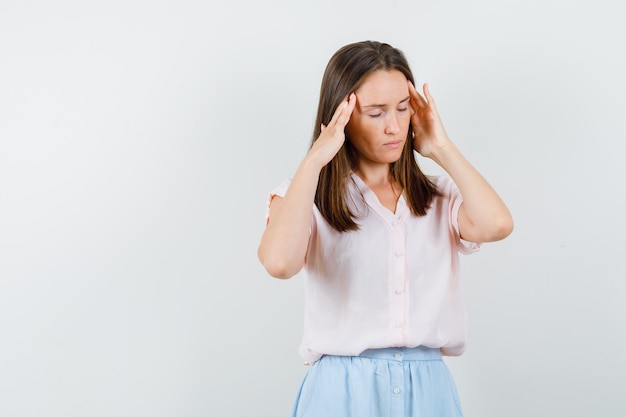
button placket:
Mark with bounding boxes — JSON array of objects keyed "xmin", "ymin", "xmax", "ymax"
[
  {"xmin": 389, "ymin": 359, "xmax": 404, "ymax": 416},
  {"xmin": 389, "ymin": 217, "xmax": 406, "ymax": 339}
]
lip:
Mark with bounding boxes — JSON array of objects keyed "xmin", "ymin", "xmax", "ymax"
[{"xmin": 383, "ymin": 140, "xmax": 403, "ymax": 149}]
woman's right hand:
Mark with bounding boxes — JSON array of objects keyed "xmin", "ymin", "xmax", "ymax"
[
  {"xmin": 258, "ymin": 93, "xmax": 355, "ymax": 279},
  {"xmin": 307, "ymin": 93, "xmax": 356, "ymax": 167}
]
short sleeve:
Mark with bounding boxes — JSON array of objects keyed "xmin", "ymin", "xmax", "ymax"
[
  {"xmin": 264, "ymin": 179, "xmax": 291, "ymax": 224},
  {"xmin": 446, "ymin": 177, "xmax": 481, "ymax": 255}
]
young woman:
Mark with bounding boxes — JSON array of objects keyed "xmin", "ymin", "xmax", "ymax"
[{"xmin": 258, "ymin": 40, "xmax": 513, "ymax": 417}]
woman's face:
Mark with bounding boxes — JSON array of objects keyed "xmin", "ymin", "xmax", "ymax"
[{"xmin": 346, "ymin": 69, "xmax": 411, "ymax": 168}]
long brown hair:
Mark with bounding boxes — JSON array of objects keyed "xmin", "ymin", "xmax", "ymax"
[{"xmin": 312, "ymin": 40, "xmax": 441, "ymax": 232}]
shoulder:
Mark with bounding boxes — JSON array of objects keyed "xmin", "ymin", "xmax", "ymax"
[
  {"xmin": 269, "ymin": 178, "xmax": 292, "ymax": 198},
  {"xmin": 427, "ymin": 174, "xmax": 458, "ymax": 197},
  {"xmin": 265, "ymin": 179, "xmax": 292, "ymax": 221}
]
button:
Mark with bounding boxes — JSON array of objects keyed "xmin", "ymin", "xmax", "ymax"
[
  {"xmin": 394, "ymin": 322, "xmax": 403, "ymax": 328},
  {"xmin": 394, "ymin": 289, "xmax": 404, "ymax": 295},
  {"xmin": 394, "ymin": 251, "xmax": 403, "ymax": 257},
  {"xmin": 392, "ymin": 220, "xmax": 399, "ymax": 226},
  {"xmin": 393, "ymin": 387, "xmax": 401, "ymax": 394},
  {"xmin": 394, "ymin": 352, "xmax": 402, "ymax": 359}
]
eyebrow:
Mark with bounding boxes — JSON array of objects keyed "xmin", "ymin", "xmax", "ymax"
[{"xmin": 361, "ymin": 96, "xmax": 410, "ymax": 109}]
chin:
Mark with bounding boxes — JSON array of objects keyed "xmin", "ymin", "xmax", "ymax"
[{"xmin": 385, "ymin": 153, "xmax": 403, "ymax": 164}]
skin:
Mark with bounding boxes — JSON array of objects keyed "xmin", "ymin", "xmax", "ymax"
[
  {"xmin": 346, "ymin": 70, "xmax": 412, "ymax": 211},
  {"xmin": 258, "ymin": 69, "xmax": 513, "ymax": 279}
]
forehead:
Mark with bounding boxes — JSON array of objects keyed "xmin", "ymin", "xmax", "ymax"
[{"xmin": 355, "ymin": 70, "xmax": 408, "ymax": 104}]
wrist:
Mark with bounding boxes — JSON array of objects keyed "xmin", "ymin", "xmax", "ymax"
[
  {"xmin": 428, "ymin": 140, "xmax": 460, "ymax": 167},
  {"xmin": 301, "ymin": 152, "xmax": 327, "ymax": 174}
]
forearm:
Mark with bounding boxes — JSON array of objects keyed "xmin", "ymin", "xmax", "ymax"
[
  {"xmin": 429, "ymin": 142, "xmax": 513, "ymax": 242},
  {"xmin": 257, "ymin": 156, "xmax": 323, "ymax": 279}
]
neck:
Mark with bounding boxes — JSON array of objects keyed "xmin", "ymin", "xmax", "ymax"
[{"xmin": 354, "ymin": 163, "xmax": 393, "ymax": 187}]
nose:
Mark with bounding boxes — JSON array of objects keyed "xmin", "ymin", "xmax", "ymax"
[{"xmin": 384, "ymin": 112, "xmax": 400, "ymax": 135}]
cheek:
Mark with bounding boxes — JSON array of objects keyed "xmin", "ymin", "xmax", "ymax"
[
  {"xmin": 400, "ymin": 114, "xmax": 411, "ymax": 131},
  {"xmin": 349, "ymin": 117, "xmax": 379, "ymax": 138}
]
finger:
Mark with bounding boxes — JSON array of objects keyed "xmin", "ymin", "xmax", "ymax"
[
  {"xmin": 423, "ymin": 83, "xmax": 430, "ymax": 98},
  {"xmin": 327, "ymin": 93, "xmax": 352, "ymax": 127},
  {"xmin": 415, "ymin": 83, "xmax": 429, "ymax": 108},
  {"xmin": 423, "ymin": 83, "xmax": 438, "ymax": 111},
  {"xmin": 407, "ymin": 87, "xmax": 419, "ymax": 119},
  {"xmin": 336, "ymin": 93, "xmax": 356, "ymax": 128},
  {"xmin": 407, "ymin": 80, "xmax": 419, "ymax": 101},
  {"xmin": 407, "ymin": 80, "xmax": 427, "ymax": 109}
]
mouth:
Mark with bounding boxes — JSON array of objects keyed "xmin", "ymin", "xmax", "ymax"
[{"xmin": 383, "ymin": 140, "xmax": 403, "ymax": 149}]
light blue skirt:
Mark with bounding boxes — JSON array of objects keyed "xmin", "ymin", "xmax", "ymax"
[{"xmin": 290, "ymin": 346, "xmax": 464, "ymax": 417}]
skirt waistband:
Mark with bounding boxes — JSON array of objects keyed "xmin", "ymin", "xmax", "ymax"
[{"xmin": 357, "ymin": 346, "xmax": 441, "ymax": 361}]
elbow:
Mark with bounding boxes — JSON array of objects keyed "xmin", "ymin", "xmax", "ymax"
[
  {"xmin": 500, "ymin": 212, "xmax": 515, "ymax": 238},
  {"xmin": 262, "ymin": 260, "xmax": 301, "ymax": 279},
  {"xmin": 463, "ymin": 213, "xmax": 514, "ymax": 243},
  {"xmin": 489, "ymin": 215, "xmax": 514, "ymax": 241},
  {"xmin": 257, "ymin": 249, "xmax": 302, "ymax": 280}
]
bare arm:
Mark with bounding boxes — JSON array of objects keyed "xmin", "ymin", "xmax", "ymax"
[
  {"xmin": 408, "ymin": 82, "xmax": 513, "ymax": 243},
  {"xmin": 258, "ymin": 94, "xmax": 356, "ymax": 278}
]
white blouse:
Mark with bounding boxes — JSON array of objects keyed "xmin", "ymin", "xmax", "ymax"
[{"xmin": 267, "ymin": 173, "xmax": 480, "ymax": 365}]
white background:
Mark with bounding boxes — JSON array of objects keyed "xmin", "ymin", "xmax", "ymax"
[{"xmin": 1, "ymin": 1, "xmax": 625, "ymax": 416}]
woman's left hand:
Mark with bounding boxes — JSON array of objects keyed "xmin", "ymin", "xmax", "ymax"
[
  {"xmin": 408, "ymin": 81, "xmax": 452, "ymax": 158},
  {"xmin": 408, "ymin": 81, "xmax": 514, "ymax": 242}
]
